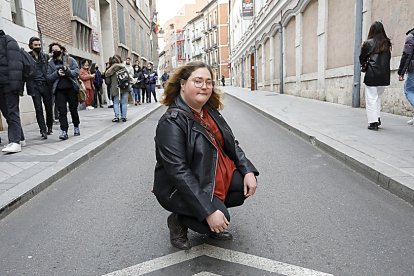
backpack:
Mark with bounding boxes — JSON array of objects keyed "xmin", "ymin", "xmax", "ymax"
[
  {"xmin": 19, "ymin": 48, "xmax": 36, "ymax": 83},
  {"xmin": 116, "ymin": 68, "xmax": 130, "ymax": 89}
]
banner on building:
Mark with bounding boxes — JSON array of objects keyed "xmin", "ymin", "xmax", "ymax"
[{"xmin": 242, "ymin": 0, "xmax": 254, "ymax": 18}]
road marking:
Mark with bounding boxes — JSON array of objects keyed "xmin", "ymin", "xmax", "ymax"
[
  {"xmin": 102, "ymin": 244, "xmax": 333, "ymax": 276},
  {"xmin": 193, "ymin": 273, "xmax": 221, "ymax": 276}
]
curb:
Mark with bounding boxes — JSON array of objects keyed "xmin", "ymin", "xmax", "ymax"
[
  {"xmin": 227, "ymin": 94, "xmax": 414, "ymax": 207},
  {"xmin": 0, "ymin": 105, "xmax": 164, "ymax": 220}
]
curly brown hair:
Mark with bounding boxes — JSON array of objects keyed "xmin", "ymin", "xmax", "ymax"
[{"xmin": 160, "ymin": 61, "xmax": 223, "ymax": 110}]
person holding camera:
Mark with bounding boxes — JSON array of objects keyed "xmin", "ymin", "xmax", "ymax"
[{"xmin": 46, "ymin": 42, "xmax": 80, "ymax": 140}]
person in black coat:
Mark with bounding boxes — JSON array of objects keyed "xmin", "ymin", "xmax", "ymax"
[
  {"xmin": 0, "ymin": 30, "xmax": 26, "ymax": 153},
  {"xmin": 27, "ymin": 36, "xmax": 53, "ymax": 139},
  {"xmin": 397, "ymin": 28, "xmax": 414, "ymax": 125},
  {"xmin": 359, "ymin": 21, "xmax": 391, "ymax": 130},
  {"xmin": 153, "ymin": 61, "xmax": 259, "ymax": 250}
]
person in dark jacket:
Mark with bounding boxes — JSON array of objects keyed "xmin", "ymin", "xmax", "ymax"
[
  {"xmin": 398, "ymin": 28, "xmax": 414, "ymax": 125},
  {"xmin": 27, "ymin": 37, "xmax": 53, "ymax": 139},
  {"xmin": 359, "ymin": 21, "xmax": 391, "ymax": 130},
  {"xmin": 153, "ymin": 61, "xmax": 259, "ymax": 250},
  {"xmin": 132, "ymin": 65, "xmax": 142, "ymax": 105},
  {"xmin": 143, "ymin": 63, "xmax": 158, "ymax": 102},
  {"xmin": 161, "ymin": 71, "xmax": 169, "ymax": 88},
  {"xmin": 47, "ymin": 42, "xmax": 80, "ymax": 140},
  {"xmin": 0, "ymin": 30, "xmax": 26, "ymax": 153},
  {"xmin": 137, "ymin": 67, "xmax": 147, "ymax": 103},
  {"xmin": 92, "ymin": 64, "xmax": 104, "ymax": 108}
]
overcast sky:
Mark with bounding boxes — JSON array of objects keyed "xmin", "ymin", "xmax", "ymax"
[{"xmin": 156, "ymin": 0, "xmax": 194, "ymax": 26}]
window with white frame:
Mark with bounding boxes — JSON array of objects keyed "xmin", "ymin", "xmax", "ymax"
[
  {"xmin": 10, "ymin": 0, "xmax": 23, "ymax": 26},
  {"xmin": 130, "ymin": 16, "xmax": 137, "ymax": 51},
  {"xmin": 72, "ymin": 0, "xmax": 88, "ymax": 21}
]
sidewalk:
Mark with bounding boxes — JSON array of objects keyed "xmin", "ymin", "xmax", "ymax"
[
  {"xmin": 222, "ymin": 86, "xmax": 414, "ymax": 206},
  {"xmin": 0, "ymin": 94, "xmax": 163, "ymax": 219}
]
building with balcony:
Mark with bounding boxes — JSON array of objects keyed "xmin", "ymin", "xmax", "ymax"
[{"xmin": 160, "ymin": 0, "xmax": 208, "ymax": 73}]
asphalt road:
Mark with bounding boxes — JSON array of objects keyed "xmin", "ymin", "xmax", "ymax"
[{"xmin": 0, "ymin": 96, "xmax": 413, "ymax": 276}]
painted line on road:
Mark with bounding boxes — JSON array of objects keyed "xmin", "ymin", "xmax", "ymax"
[{"xmin": 102, "ymin": 244, "xmax": 333, "ymax": 276}]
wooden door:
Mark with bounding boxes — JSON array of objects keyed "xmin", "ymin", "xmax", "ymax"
[{"xmin": 250, "ymin": 53, "xmax": 255, "ymax": 91}]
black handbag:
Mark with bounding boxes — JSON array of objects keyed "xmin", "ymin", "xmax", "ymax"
[{"xmin": 361, "ymin": 40, "xmax": 374, "ymax": 73}]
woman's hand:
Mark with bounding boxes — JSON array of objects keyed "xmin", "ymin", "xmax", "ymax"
[
  {"xmin": 244, "ymin": 172, "xmax": 257, "ymax": 197},
  {"xmin": 206, "ymin": 210, "xmax": 229, "ymax": 233}
]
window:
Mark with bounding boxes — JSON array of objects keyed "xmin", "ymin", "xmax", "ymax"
[
  {"xmin": 74, "ymin": 22, "xmax": 91, "ymax": 52},
  {"xmin": 72, "ymin": 0, "xmax": 88, "ymax": 22},
  {"xmin": 140, "ymin": 26, "xmax": 145, "ymax": 56},
  {"xmin": 130, "ymin": 16, "xmax": 137, "ymax": 51},
  {"xmin": 117, "ymin": 1, "xmax": 126, "ymax": 44},
  {"xmin": 10, "ymin": 0, "xmax": 23, "ymax": 26}
]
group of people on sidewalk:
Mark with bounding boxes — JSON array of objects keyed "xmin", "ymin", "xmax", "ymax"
[
  {"xmin": 0, "ymin": 34, "xmax": 83, "ymax": 153},
  {"xmin": 0, "ymin": 32, "xmax": 161, "ymax": 154},
  {"xmin": 360, "ymin": 22, "xmax": 414, "ymax": 130},
  {"xmin": 103, "ymin": 55, "xmax": 159, "ymax": 123}
]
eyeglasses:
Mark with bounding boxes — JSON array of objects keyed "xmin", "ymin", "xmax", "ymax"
[{"xmin": 191, "ymin": 78, "xmax": 214, "ymax": 88}]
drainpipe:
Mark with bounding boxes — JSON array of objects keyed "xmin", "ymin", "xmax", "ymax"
[
  {"xmin": 279, "ymin": 21, "xmax": 284, "ymax": 94},
  {"xmin": 254, "ymin": 45, "xmax": 257, "ymax": 90},
  {"xmin": 241, "ymin": 58, "xmax": 245, "ymax": 88},
  {"xmin": 352, "ymin": 0, "xmax": 363, "ymax": 107}
]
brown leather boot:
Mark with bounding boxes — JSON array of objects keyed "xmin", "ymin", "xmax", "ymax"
[{"xmin": 167, "ymin": 213, "xmax": 191, "ymax": 250}]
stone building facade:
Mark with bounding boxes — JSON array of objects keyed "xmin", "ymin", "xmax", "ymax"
[{"xmin": 230, "ymin": 0, "xmax": 414, "ymax": 116}]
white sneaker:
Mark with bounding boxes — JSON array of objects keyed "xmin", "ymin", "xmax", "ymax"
[
  {"xmin": 86, "ymin": 106, "xmax": 95, "ymax": 110},
  {"xmin": 2, "ymin": 143, "xmax": 21, "ymax": 153},
  {"xmin": 407, "ymin": 117, "xmax": 414, "ymax": 125},
  {"xmin": 20, "ymin": 140, "xmax": 26, "ymax": 147}
]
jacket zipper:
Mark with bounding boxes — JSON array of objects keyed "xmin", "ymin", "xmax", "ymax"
[
  {"xmin": 193, "ymin": 127, "xmax": 218, "ymax": 201},
  {"xmin": 169, "ymin": 188, "xmax": 177, "ymax": 199}
]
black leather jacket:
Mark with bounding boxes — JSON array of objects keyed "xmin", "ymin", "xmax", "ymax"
[
  {"xmin": 397, "ymin": 28, "xmax": 414, "ymax": 76},
  {"xmin": 153, "ymin": 96, "xmax": 259, "ymax": 221},
  {"xmin": 359, "ymin": 39, "xmax": 391, "ymax": 86}
]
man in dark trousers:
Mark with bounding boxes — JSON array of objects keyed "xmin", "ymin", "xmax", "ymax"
[
  {"xmin": 93, "ymin": 64, "xmax": 104, "ymax": 108},
  {"xmin": 0, "ymin": 30, "xmax": 25, "ymax": 153},
  {"xmin": 27, "ymin": 36, "xmax": 53, "ymax": 139}
]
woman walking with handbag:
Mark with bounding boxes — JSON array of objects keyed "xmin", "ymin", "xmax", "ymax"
[{"xmin": 359, "ymin": 21, "xmax": 392, "ymax": 130}]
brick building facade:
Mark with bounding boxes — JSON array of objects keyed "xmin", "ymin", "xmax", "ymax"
[{"xmin": 0, "ymin": 0, "xmax": 158, "ymax": 129}]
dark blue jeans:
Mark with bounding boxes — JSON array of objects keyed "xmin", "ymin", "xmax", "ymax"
[{"xmin": 146, "ymin": 84, "xmax": 157, "ymax": 102}]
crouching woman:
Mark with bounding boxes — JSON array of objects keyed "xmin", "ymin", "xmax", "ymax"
[{"xmin": 153, "ymin": 61, "xmax": 259, "ymax": 250}]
